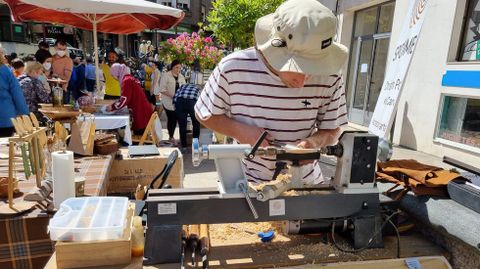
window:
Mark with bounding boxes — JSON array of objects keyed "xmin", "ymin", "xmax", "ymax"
[
  {"xmin": 437, "ymin": 96, "xmax": 480, "ymax": 149},
  {"xmin": 161, "ymin": 0, "xmax": 190, "ymax": 11},
  {"xmin": 459, "ymin": 0, "xmax": 480, "ymax": 61}
]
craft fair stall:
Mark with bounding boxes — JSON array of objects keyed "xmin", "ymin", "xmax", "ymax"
[{"xmin": 0, "ymin": 136, "xmax": 113, "ymax": 269}]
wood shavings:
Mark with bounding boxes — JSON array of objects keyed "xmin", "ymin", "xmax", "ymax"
[
  {"xmin": 250, "ymin": 174, "xmax": 292, "ymax": 191},
  {"xmin": 209, "ymin": 221, "xmax": 288, "ymax": 246}
]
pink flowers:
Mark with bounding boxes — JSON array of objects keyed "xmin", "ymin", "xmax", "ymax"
[{"xmin": 159, "ymin": 32, "xmax": 224, "ymax": 70}]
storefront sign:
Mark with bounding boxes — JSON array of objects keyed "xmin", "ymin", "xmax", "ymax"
[
  {"xmin": 46, "ymin": 26, "xmax": 63, "ymax": 34},
  {"xmin": 368, "ymin": 0, "xmax": 429, "ymax": 138}
]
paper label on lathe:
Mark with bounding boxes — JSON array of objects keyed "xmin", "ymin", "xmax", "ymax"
[
  {"xmin": 269, "ymin": 199, "xmax": 285, "ymax": 216},
  {"xmin": 157, "ymin": 203, "xmax": 177, "ymax": 215}
]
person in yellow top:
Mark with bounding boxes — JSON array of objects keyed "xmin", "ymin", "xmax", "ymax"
[
  {"xmin": 103, "ymin": 51, "xmax": 121, "ymax": 99},
  {"xmin": 143, "ymin": 61, "xmax": 153, "ymax": 94}
]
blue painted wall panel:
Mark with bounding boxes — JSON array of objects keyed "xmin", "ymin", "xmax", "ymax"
[{"xmin": 442, "ymin": 70, "xmax": 480, "ymax": 89}]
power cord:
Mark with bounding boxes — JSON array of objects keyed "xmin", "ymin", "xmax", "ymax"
[
  {"xmin": 387, "ymin": 217, "xmax": 401, "ymax": 258},
  {"xmin": 331, "ymin": 210, "xmax": 401, "ymax": 258}
]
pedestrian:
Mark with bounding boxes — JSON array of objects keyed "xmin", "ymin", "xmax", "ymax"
[
  {"xmin": 194, "ymin": 0, "xmax": 349, "ymax": 184},
  {"xmin": 103, "ymin": 50, "xmax": 121, "ymax": 100},
  {"xmin": 85, "ymin": 57, "xmax": 96, "ymax": 92},
  {"xmin": 35, "ymin": 41, "xmax": 50, "ymax": 61},
  {"xmin": 66, "ymin": 56, "xmax": 86, "ymax": 102},
  {"xmin": 6, "ymin": 52, "xmax": 17, "ymax": 69},
  {"xmin": 35, "ymin": 49, "xmax": 53, "ymax": 93},
  {"xmin": 173, "ymin": 83, "xmax": 201, "ymax": 152},
  {"xmin": 11, "ymin": 58, "xmax": 25, "ymax": 77},
  {"xmin": 18, "ymin": 61, "xmax": 51, "ymax": 122},
  {"xmin": 151, "ymin": 61, "xmax": 163, "ymax": 113},
  {"xmin": 138, "ymin": 40, "xmax": 147, "ymax": 61},
  {"xmin": 0, "ymin": 45, "xmax": 29, "ymax": 137},
  {"xmin": 159, "ymin": 59, "xmax": 186, "ymax": 145},
  {"xmin": 106, "ymin": 63, "xmax": 153, "ymax": 135},
  {"xmin": 51, "ymin": 39, "xmax": 73, "ymax": 99},
  {"xmin": 142, "ymin": 59, "xmax": 154, "ymax": 98}
]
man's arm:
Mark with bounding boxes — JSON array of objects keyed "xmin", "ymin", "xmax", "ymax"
[
  {"xmin": 297, "ymin": 127, "xmax": 341, "ymax": 149},
  {"xmin": 196, "ymin": 114, "xmax": 270, "ymax": 147}
]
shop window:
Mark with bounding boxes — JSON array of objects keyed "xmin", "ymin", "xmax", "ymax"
[
  {"xmin": 353, "ymin": 6, "xmax": 377, "ymax": 37},
  {"xmin": 160, "ymin": 0, "xmax": 190, "ymax": 11},
  {"xmin": 437, "ymin": 96, "xmax": 480, "ymax": 149},
  {"xmin": 459, "ymin": 0, "xmax": 480, "ymax": 61}
]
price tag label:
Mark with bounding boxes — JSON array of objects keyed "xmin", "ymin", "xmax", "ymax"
[
  {"xmin": 157, "ymin": 203, "xmax": 177, "ymax": 215},
  {"xmin": 405, "ymin": 258, "xmax": 423, "ymax": 269},
  {"xmin": 269, "ymin": 199, "xmax": 285, "ymax": 216}
]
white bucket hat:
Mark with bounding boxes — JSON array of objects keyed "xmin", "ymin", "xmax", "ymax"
[{"xmin": 255, "ymin": 0, "xmax": 348, "ymax": 76}]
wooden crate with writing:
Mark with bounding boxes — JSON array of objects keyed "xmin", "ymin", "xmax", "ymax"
[{"xmin": 107, "ymin": 147, "xmax": 184, "ymax": 194}]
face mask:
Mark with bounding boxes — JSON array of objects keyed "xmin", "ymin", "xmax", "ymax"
[
  {"xmin": 57, "ymin": 50, "xmax": 66, "ymax": 57},
  {"xmin": 43, "ymin": 62, "xmax": 51, "ymax": 70}
]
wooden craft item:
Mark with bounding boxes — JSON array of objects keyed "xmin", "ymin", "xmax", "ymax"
[
  {"xmin": 1, "ymin": 116, "xmax": 47, "ymax": 215},
  {"xmin": 27, "ymin": 142, "xmax": 35, "ymax": 174},
  {"xmin": 30, "ymin": 113, "xmax": 48, "ymax": 147},
  {"xmin": 133, "ymin": 112, "xmax": 159, "ymax": 146},
  {"xmin": 39, "ymin": 105, "xmax": 81, "ymax": 121},
  {"xmin": 94, "ymin": 133, "xmax": 115, "ymax": 145},
  {"xmin": 68, "ymin": 119, "xmax": 96, "ymax": 156},
  {"xmin": 54, "ymin": 122, "xmax": 68, "ymax": 149},
  {"xmin": 20, "ymin": 143, "xmax": 31, "ymax": 179}
]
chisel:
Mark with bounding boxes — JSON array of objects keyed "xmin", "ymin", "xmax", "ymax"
[
  {"xmin": 199, "ymin": 224, "xmax": 210, "ymax": 269},
  {"xmin": 188, "ymin": 225, "xmax": 200, "ymax": 266}
]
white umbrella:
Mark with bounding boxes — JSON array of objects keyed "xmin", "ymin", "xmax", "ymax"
[{"xmin": 6, "ymin": 0, "xmax": 184, "ymax": 91}]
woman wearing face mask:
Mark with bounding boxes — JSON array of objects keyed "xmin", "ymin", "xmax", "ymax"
[
  {"xmin": 35, "ymin": 49, "xmax": 53, "ymax": 93},
  {"xmin": 150, "ymin": 61, "xmax": 162, "ymax": 107},
  {"xmin": 107, "ymin": 63, "xmax": 153, "ymax": 135},
  {"xmin": 0, "ymin": 45, "xmax": 29, "ymax": 137},
  {"xmin": 158, "ymin": 60, "xmax": 185, "ymax": 145},
  {"xmin": 18, "ymin": 62, "xmax": 51, "ymax": 122}
]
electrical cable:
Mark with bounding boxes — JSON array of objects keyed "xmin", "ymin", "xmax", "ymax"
[
  {"xmin": 388, "ymin": 217, "xmax": 401, "ymax": 258},
  {"xmin": 331, "ymin": 211, "xmax": 401, "ymax": 256}
]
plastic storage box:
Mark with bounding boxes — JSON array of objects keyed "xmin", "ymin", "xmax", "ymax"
[{"xmin": 49, "ymin": 197, "xmax": 129, "ymax": 241}]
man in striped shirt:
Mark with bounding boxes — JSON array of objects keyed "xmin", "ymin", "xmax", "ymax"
[{"xmin": 195, "ymin": 0, "xmax": 349, "ymax": 185}]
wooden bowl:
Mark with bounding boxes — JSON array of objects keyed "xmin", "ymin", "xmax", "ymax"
[
  {"xmin": 39, "ymin": 104, "xmax": 73, "ymax": 109},
  {"xmin": 80, "ymin": 106, "xmax": 97, "ymax": 114},
  {"xmin": 39, "ymin": 106, "xmax": 81, "ymax": 120},
  {"xmin": 0, "ymin": 177, "xmax": 19, "ymax": 198}
]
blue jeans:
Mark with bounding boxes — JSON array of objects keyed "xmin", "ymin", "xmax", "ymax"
[{"xmin": 174, "ymin": 98, "xmax": 200, "ymax": 148}]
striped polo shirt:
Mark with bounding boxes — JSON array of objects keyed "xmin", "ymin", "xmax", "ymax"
[{"xmin": 195, "ymin": 48, "xmax": 348, "ymax": 184}]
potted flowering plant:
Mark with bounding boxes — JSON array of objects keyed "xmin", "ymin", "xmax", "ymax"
[{"xmin": 159, "ymin": 32, "xmax": 224, "ymax": 70}]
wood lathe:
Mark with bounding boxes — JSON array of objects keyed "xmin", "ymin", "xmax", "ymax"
[{"xmin": 143, "ymin": 131, "xmax": 388, "ymax": 265}]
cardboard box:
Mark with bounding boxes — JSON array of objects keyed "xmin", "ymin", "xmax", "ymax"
[
  {"xmin": 107, "ymin": 147, "xmax": 184, "ymax": 194},
  {"xmin": 55, "ymin": 204, "xmax": 134, "ymax": 268}
]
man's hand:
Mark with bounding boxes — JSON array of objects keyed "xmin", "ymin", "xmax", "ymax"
[
  {"xmin": 296, "ymin": 137, "xmax": 316, "ymax": 149},
  {"xmin": 296, "ymin": 137, "xmax": 317, "ymax": 165},
  {"xmin": 235, "ymin": 126, "xmax": 271, "ymax": 147},
  {"xmin": 297, "ymin": 128, "xmax": 341, "ymax": 149},
  {"xmin": 295, "ymin": 128, "xmax": 341, "ymax": 165}
]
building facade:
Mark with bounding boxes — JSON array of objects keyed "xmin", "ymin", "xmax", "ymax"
[
  {"xmin": 0, "ymin": 0, "xmax": 212, "ymax": 58},
  {"xmin": 329, "ymin": 0, "xmax": 480, "ymax": 167}
]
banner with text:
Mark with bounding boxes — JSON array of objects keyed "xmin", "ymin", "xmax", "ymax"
[{"xmin": 368, "ymin": 0, "xmax": 429, "ymax": 138}]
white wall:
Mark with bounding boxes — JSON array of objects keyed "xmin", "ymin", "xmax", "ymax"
[{"xmin": 391, "ymin": 0, "xmax": 480, "ymax": 164}]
